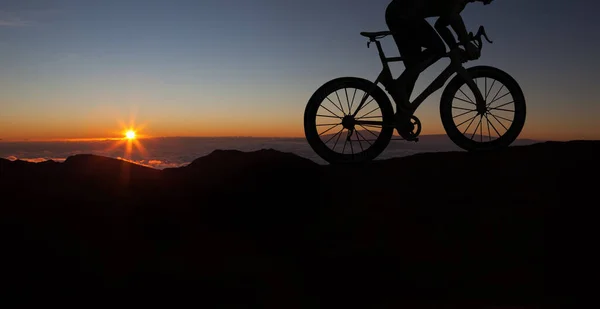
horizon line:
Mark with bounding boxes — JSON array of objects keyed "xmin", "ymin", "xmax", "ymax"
[
  {"xmin": 0, "ymin": 135, "xmax": 307, "ymax": 143},
  {"xmin": 0, "ymin": 134, "xmax": 571, "ymax": 143}
]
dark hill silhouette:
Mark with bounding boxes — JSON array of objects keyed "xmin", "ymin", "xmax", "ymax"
[{"xmin": 2, "ymin": 141, "xmax": 597, "ymax": 307}]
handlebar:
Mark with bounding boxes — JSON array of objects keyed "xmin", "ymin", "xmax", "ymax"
[
  {"xmin": 450, "ymin": 25, "xmax": 493, "ymax": 62},
  {"xmin": 469, "ymin": 25, "xmax": 493, "ymax": 51}
]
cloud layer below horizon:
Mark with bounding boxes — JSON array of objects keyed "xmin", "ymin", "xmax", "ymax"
[{"xmin": 1, "ymin": 136, "xmax": 543, "ymax": 169}]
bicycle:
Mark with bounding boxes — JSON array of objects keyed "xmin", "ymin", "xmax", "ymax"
[{"xmin": 304, "ymin": 25, "xmax": 527, "ymax": 165}]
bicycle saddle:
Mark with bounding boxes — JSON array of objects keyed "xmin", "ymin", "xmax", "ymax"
[{"xmin": 360, "ymin": 31, "xmax": 392, "ymax": 40}]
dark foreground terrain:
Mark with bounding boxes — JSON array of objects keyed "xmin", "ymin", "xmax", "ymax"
[{"xmin": 1, "ymin": 141, "xmax": 597, "ymax": 308}]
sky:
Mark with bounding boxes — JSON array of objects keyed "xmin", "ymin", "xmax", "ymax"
[{"xmin": 1, "ymin": 0, "xmax": 599, "ymax": 141}]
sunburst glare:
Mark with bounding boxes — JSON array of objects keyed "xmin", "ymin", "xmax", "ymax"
[{"xmin": 104, "ymin": 116, "xmax": 149, "ymax": 160}]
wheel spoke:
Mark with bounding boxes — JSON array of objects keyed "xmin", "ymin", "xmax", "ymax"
[
  {"xmin": 488, "ymin": 84, "xmax": 505, "ymax": 106},
  {"xmin": 488, "ymin": 112, "xmax": 509, "ymax": 131},
  {"xmin": 358, "ymin": 124, "xmax": 379, "ymax": 138},
  {"xmin": 355, "ymin": 96, "xmax": 375, "ymax": 115},
  {"xmin": 487, "ymin": 91, "xmax": 511, "ymax": 107},
  {"xmin": 357, "ymin": 106, "xmax": 381, "ymax": 119},
  {"xmin": 355, "ymin": 131, "xmax": 365, "ymax": 152},
  {"xmin": 453, "ymin": 106, "xmax": 476, "ymax": 112},
  {"xmin": 488, "ymin": 112, "xmax": 513, "ymax": 123},
  {"xmin": 489, "ymin": 101, "xmax": 514, "ymax": 111},
  {"xmin": 458, "ymin": 88, "xmax": 476, "ymax": 105},
  {"xmin": 470, "ymin": 116, "xmax": 483, "ymax": 140},
  {"xmin": 484, "ymin": 113, "xmax": 502, "ymax": 138},
  {"xmin": 485, "ymin": 79, "xmax": 497, "ymax": 101},
  {"xmin": 319, "ymin": 123, "xmax": 341, "ymax": 137},
  {"xmin": 461, "ymin": 114, "xmax": 478, "ymax": 135},
  {"xmin": 320, "ymin": 104, "xmax": 342, "ymax": 118},
  {"xmin": 486, "ymin": 114, "xmax": 492, "ymax": 141},
  {"xmin": 344, "ymin": 88, "xmax": 352, "ymax": 115},
  {"xmin": 350, "ymin": 88, "xmax": 357, "ymax": 112},
  {"xmin": 326, "ymin": 96, "xmax": 345, "ymax": 115},
  {"xmin": 488, "ymin": 107, "xmax": 514, "ymax": 113},
  {"xmin": 456, "ymin": 114, "xmax": 478, "ymax": 128},
  {"xmin": 356, "ymin": 115, "xmax": 384, "ymax": 120},
  {"xmin": 454, "ymin": 96, "xmax": 476, "ymax": 105},
  {"xmin": 334, "ymin": 90, "xmax": 345, "ymax": 115},
  {"xmin": 353, "ymin": 92, "xmax": 369, "ymax": 113},
  {"xmin": 484, "ymin": 77, "xmax": 487, "ymax": 101},
  {"xmin": 330, "ymin": 128, "xmax": 345, "ymax": 149},
  {"xmin": 453, "ymin": 109, "xmax": 477, "ymax": 119},
  {"xmin": 361, "ymin": 125, "xmax": 386, "ymax": 130},
  {"xmin": 317, "ymin": 114, "xmax": 343, "ymax": 119},
  {"xmin": 480, "ymin": 116, "xmax": 484, "ymax": 142},
  {"xmin": 316, "ymin": 123, "xmax": 342, "ymax": 127},
  {"xmin": 355, "ymin": 130, "xmax": 372, "ymax": 147}
]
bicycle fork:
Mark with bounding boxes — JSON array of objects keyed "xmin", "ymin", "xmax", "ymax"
[{"xmin": 454, "ymin": 62, "xmax": 487, "ymax": 113}]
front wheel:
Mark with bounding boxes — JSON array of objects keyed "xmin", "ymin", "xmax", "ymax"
[
  {"xmin": 304, "ymin": 77, "xmax": 395, "ymax": 164},
  {"xmin": 440, "ymin": 65, "xmax": 527, "ymax": 152}
]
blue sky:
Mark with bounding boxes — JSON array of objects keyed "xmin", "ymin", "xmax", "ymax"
[{"xmin": 1, "ymin": 0, "xmax": 599, "ymax": 140}]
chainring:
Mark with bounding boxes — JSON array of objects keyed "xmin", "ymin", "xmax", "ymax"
[{"xmin": 396, "ymin": 115, "xmax": 422, "ymax": 141}]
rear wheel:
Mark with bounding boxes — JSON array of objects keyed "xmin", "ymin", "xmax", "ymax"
[
  {"xmin": 440, "ymin": 66, "xmax": 527, "ymax": 151},
  {"xmin": 304, "ymin": 77, "xmax": 395, "ymax": 164}
]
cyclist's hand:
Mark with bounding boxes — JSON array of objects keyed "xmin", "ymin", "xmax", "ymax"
[{"xmin": 464, "ymin": 41, "xmax": 480, "ymax": 60}]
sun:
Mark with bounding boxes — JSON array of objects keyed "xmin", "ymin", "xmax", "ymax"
[
  {"xmin": 125, "ymin": 130, "xmax": 136, "ymax": 140},
  {"xmin": 106, "ymin": 116, "xmax": 149, "ymax": 160}
]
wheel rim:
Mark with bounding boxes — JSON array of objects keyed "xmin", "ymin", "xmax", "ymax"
[
  {"xmin": 313, "ymin": 86, "xmax": 387, "ymax": 159},
  {"xmin": 451, "ymin": 76, "xmax": 519, "ymax": 144}
]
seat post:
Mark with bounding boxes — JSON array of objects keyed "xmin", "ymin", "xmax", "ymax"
[{"xmin": 374, "ymin": 40, "xmax": 389, "ymax": 68}]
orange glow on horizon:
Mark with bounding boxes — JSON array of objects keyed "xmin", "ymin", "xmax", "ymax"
[
  {"xmin": 86, "ymin": 115, "xmax": 151, "ymax": 159},
  {"xmin": 2, "ymin": 111, "xmax": 597, "ymax": 143}
]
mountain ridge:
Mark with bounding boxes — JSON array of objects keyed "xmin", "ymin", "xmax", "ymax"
[
  {"xmin": 0, "ymin": 139, "xmax": 568, "ymax": 172},
  {"xmin": 1, "ymin": 140, "xmax": 597, "ymax": 307}
]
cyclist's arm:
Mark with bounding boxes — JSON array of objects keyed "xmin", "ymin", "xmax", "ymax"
[{"xmin": 434, "ymin": 4, "xmax": 470, "ymax": 49}]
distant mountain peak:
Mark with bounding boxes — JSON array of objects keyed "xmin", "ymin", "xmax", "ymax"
[{"xmin": 187, "ymin": 148, "xmax": 319, "ymax": 170}]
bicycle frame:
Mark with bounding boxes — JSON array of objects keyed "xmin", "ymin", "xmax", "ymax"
[{"xmin": 352, "ymin": 37, "xmax": 486, "ymax": 128}]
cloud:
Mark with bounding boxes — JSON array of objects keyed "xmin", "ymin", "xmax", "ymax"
[
  {"xmin": 21, "ymin": 157, "xmax": 66, "ymax": 163},
  {"xmin": 116, "ymin": 157, "xmax": 188, "ymax": 169},
  {"xmin": 2, "ymin": 154, "xmax": 184, "ymax": 169},
  {"xmin": 5, "ymin": 157, "xmax": 66, "ymax": 163}
]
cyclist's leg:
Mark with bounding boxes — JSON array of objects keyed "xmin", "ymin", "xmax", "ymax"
[
  {"xmin": 386, "ymin": 17, "xmax": 421, "ymax": 103},
  {"xmin": 402, "ymin": 19, "xmax": 446, "ymax": 84},
  {"xmin": 396, "ymin": 19, "xmax": 447, "ymax": 100},
  {"xmin": 416, "ymin": 19, "xmax": 446, "ymax": 64}
]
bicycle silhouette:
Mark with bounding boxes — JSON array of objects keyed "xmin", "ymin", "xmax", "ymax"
[{"xmin": 304, "ymin": 26, "xmax": 527, "ymax": 164}]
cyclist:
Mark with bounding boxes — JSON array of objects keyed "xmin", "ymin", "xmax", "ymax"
[{"xmin": 386, "ymin": 0, "xmax": 494, "ymax": 105}]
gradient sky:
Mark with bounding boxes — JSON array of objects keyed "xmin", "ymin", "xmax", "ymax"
[{"xmin": 1, "ymin": 0, "xmax": 598, "ymax": 141}]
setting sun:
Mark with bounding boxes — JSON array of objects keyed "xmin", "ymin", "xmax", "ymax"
[{"xmin": 125, "ymin": 130, "xmax": 136, "ymax": 140}]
